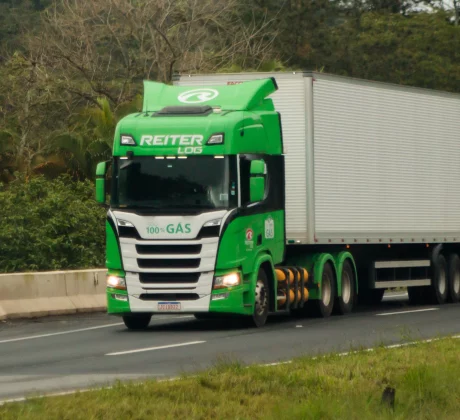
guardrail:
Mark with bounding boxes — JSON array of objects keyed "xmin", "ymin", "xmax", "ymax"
[{"xmin": 0, "ymin": 269, "xmax": 107, "ymax": 320}]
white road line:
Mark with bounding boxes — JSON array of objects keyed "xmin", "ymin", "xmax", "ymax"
[
  {"xmin": 0, "ymin": 315, "xmax": 194, "ymax": 345},
  {"xmin": 106, "ymin": 340, "xmax": 206, "ymax": 356},
  {"xmin": 1, "ymin": 334, "xmax": 459, "ymax": 406},
  {"xmin": 383, "ymin": 293, "xmax": 408, "ymax": 298},
  {"xmin": 376, "ymin": 308, "xmax": 439, "ymax": 316},
  {"xmin": 260, "ymin": 361, "xmax": 292, "ymax": 367}
]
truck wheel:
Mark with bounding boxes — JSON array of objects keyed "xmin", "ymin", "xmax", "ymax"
[
  {"xmin": 335, "ymin": 260, "xmax": 355, "ymax": 315},
  {"xmin": 447, "ymin": 254, "xmax": 460, "ymax": 303},
  {"xmin": 430, "ymin": 254, "xmax": 448, "ymax": 304},
  {"xmin": 250, "ymin": 269, "xmax": 269, "ymax": 328},
  {"xmin": 122, "ymin": 314, "xmax": 152, "ymax": 330},
  {"xmin": 310, "ymin": 262, "xmax": 336, "ymax": 318}
]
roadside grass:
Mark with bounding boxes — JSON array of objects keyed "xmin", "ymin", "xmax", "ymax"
[{"xmin": 1, "ymin": 337, "xmax": 459, "ymax": 420}]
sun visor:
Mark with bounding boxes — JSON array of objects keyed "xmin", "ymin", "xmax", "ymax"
[{"xmin": 142, "ymin": 78, "xmax": 277, "ymax": 113}]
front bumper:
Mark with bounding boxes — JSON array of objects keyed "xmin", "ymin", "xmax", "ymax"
[{"xmin": 107, "ymin": 279, "xmax": 251, "ymax": 315}]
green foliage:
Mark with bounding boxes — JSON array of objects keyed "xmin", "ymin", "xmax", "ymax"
[
  {"xmin": 0, "ymin": 0, "xmax": 460, "ymax": 273},
  {"xmin": 0, "ymin": 175, "xmax": 106, "ymax": 273},
  {"xmin": 327, "ymin": 12, "xmax": 460, "ymax": 92}
]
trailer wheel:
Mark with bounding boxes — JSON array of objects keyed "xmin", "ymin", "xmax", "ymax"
[
  {"xmin": 310, "ymin": 262, "xmax": 336, "ymax": 318},
  {"xmin": 335, "ymin": 260, "xmax": 355, "ymax": 315},
  {"xmin": 430, "ymin": 254, "xmax": 448, "ymax": 305},
  {"xmin": 447, "ymin": 254, "xmax": 460, "ymax": 303},
  {"xmin": 122, "ymin": 314, "xmax": 152, "ymax": 330},
  {"xmin": 249, "ymin": 268, "xmax": 269, "ymax": 328}
]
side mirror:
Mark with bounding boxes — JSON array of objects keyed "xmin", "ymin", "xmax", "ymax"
[
  {"xmin": 95, "ymin": 161, "xmax": 108, "ymax": 204},
  {"xmin": 249, "ymin": 160, "xmax": 266, "ymax": 203}
]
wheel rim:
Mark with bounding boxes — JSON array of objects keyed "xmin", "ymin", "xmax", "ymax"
[
  {"xmin": 255, "ymin": 279, "xmax": 267, "ymax": 316},
  {"xmin": 438, "ymin": 266, "xmax": 447, "ymax": 295},
  {"xmin": 322, "ymin": 273, "xmax": 332, "ymax": 307},
  {"xmin": 342, "ymin": 271, "xmax": 351, "ymax": 304},
  {"xmin": 453, "ymin": 269, "xmax": 460, "ymax": 295}
]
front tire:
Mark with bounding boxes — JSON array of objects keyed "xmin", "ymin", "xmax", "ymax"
[
  {"xmin": 122, "ymin": 314, "xmax": 152, "ymax": 330},
  {"xmin": 249, "ymin": 269, "xmax": 269, "ymax": 328}
]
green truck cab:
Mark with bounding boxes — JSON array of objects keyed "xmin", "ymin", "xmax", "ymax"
[{"xmin": 96, "ymin": 78, "xmax": 292, "ymax": 329}]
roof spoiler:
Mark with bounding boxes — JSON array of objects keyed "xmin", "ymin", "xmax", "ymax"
[{"xmin": 142, "ymin": 77, "xmax": 278, "ymax": 113}]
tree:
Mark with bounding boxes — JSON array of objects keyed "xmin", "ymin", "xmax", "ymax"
[
  {"xmin": 50, "ymin": 96, "xmax": 141, "ymax": 180},
  {"xmin": 0, "ymin": 52, "xmax": 73, "ymax": 179},
  {"xmin": 36, "ymin": 0, "xmax": 279, "ymax": 109},
  {"xmin": 325, "ymin": 11, "xmax": 460, "ymax": 92}
]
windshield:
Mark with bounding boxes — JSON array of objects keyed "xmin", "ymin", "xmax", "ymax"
[{"xmin": 111, "ymin": 155, "xmax": 238, "ymax": 212}]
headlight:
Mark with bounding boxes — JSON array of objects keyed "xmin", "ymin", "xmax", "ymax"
[
  {"xmin": 107, "ymin": 275, "xmax": 127, "ymax": 290},
  {"xmin": 204, "ymin": 218, "xmax": 221, "ymax": 227},
  {"xmin": 213, "ymin": 273, "xmax": 240, "ymax": 290}
]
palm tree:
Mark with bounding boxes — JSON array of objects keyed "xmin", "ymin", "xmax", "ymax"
[{"xmin": 48, "ymin": 96, "xmax": 141, "ymax": 180}]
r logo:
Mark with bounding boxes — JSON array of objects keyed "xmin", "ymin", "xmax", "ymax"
[{"xmin": 178, "ymin": 89, "xmax": 219, "ymax": 104}]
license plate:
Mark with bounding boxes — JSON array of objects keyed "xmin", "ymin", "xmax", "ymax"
[{"xmin": 158, "ymin": 302, "xmax": 181, "ymax": 312}]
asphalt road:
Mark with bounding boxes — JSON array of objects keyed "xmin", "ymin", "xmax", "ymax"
[{"xmin": 1, "ymin": 292, "xmax": 460, "ymax": 402}]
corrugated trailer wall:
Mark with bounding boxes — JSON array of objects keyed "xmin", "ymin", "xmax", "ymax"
[
  {"xmin": 312, "ymin": 74, "xmax": 460, "ymax": 245},
  {"xmin": 175, "ymin": 72, "xmax": 460, "ymax": 245}
]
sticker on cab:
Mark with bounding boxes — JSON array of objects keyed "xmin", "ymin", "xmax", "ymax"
[{"xmin": 264, "ymin": 216, "xmax": 275, "ymax": 239}]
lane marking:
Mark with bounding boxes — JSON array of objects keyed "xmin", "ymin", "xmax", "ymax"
[
  {"xmin": 0, "ymin": 316, "xmax": 194, "ymax": 345},
  {"xmin": 376, "ymin": 308, "xmax": 439, "ymax": 316},
  {"xmin": 260, "ymin": 361, "xmax": 292, "ymax": 367},
  {"xmin": 383, "ymin": 293, "xmax": 408, "ymax": 298},
  {"xmin": 106, "ymin": 340, "xmax": 206, "ymax": 356}
]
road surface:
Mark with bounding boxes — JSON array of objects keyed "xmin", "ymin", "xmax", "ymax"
[{"xmin": 0, "ymin": 292, "xmax": 459, "ymax": 402}]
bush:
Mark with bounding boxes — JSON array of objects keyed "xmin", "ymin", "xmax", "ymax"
[{"xmin": 0, "ymin": 175, "xmax": 106, "ymax": 273}]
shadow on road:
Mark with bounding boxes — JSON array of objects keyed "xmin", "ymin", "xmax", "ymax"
[{"xmin": 115, "ymin": 294, "xmax": 429, "ymax": 334}]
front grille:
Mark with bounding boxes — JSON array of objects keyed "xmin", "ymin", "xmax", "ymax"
[
  {"xmin": 137, "ymin": 258, "xmax": 200, "ymax": 269},
  {"xmin": 136, "ymin": 244, "xmax": 202, "ymax": 255},
  {"xmin": 139, "ymin": 272, "xmax": 200, "ymax": 284},
  {"xmin": 139, "ymin": 293, "xmax": 200, "ymax": 301}
]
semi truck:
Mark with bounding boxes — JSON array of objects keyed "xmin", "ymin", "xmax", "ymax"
[{"xmin": 96, "ymin": 71, "xmax": 460, "ymax": 330}]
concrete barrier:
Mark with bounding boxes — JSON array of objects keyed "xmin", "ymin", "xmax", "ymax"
[{"xmin": 0, "ymin": 269, "xmax": 107, "ymax": 320}]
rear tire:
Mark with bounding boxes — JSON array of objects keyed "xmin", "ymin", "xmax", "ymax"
[
  {"xmin": 249, "ymin": 268, "xmax": 269, "ymax": 328},
  {"xmin": 310, "ymin": 262, "xmax": 336, "ymax": 318},
  {"xmin": 430, "ymin": 254, "xmax": 448, "ymax": 304},
  {"xmin": 122, "ymin": 314, "xmax": 152, "ymax": 330},
  {"xmin": 335, "ymin": 260, "xmax": 355, "ymax": 315},
  {"xmin": 447, "ymin": 254, "xmax": 460, "ymax": 303}
]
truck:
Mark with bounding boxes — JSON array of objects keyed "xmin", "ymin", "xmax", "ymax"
[{"xmin": 95, "ymin": 71, "xmax": 460, "ymax": 329}]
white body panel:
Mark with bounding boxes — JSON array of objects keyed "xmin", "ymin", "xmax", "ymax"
[
  {"xmin": 112, "ymin": 209, "xmax": 228, "ymax": 312},
  {"xmin": 175, "ymin": 72, "xmax": 460, "ymax": 245}
]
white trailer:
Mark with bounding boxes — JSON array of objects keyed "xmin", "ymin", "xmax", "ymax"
[
  {"xmin": 175, "ymin": 72, "xmax": 460, "ymax": 245},
  {"xmin": 175, "ymin": 72, "xmax": 460, "ymax": 305}
]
